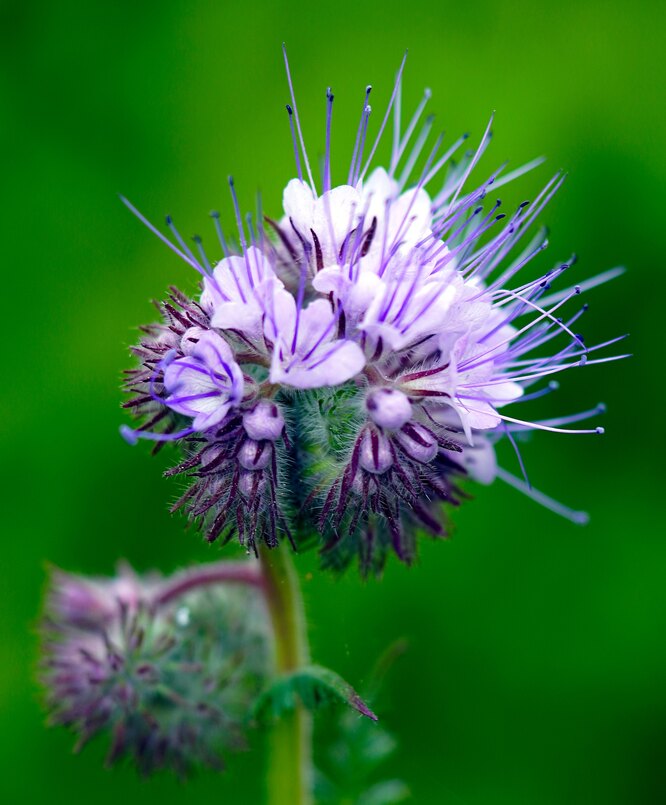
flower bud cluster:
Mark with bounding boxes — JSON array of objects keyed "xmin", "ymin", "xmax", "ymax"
[{"xmin": 39, "ymin": 565, "xmax": 269, "ymax": 775}]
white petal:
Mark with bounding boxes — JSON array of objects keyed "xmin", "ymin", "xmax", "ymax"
[
  {"xmin": 283, "ymin": 179, "xmax": 315, "ymax": 233},
  {"xmin": 275, "ymin": 340, "xmax": 366, "ymax": 389},
  {"xmin": 312, "ymin": 185, "xmax": 362, "ymax": 263}
]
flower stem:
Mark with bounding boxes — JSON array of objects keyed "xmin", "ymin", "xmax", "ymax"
[
  {"xmin": 259, "ymin": 546, "xmax": 313, "ymax": 805},
  {"xmin": 153, "ymin": 561, "xmax": 264, "ymax": 608}
]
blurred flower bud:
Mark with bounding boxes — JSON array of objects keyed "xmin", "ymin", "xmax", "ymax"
[{"xmin": 39, "ymin": 565, "xmax": 270, "ymax": 776}]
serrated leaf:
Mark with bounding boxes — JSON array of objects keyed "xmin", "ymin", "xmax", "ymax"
[{"xmin": 253, "ymin": 664, "xmax": 377, "ymax": 722}]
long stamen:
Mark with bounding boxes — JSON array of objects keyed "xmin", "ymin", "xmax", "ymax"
[
  {"xmin": 461, "ymin": 287, "xmax": 584, "ymax": 371},
  {"xmin": 457, "ymin": 402, "xmax": 605, "ymax": 435},
  {"xmin": 397, "ymin": 114, "xmax": 435, "ymax": 189},
  {"xmin": 165, "ymin": 216, "xmax": 206, "ymax": 273},
  {"xmin": 443, "ymin": 114, "xmax": 494, "ymax": 217},
  {"xmin": 286, "ymin": 104, "xmax": 303, "ymax": 181},
  {"xmin": 351, "ymin": 102, "xmax": 372, "ymax": 186},
  {"xmin": 324, "ymin": 87, "xmax": 334, "ymax": 192},
  {"xmin": 228, "ymin": 176, "xmax": 256, "ymax": 290},
  {"xmin": 462, "ymin": 353, "xmax": 630, "ymax": 387},
  {"xmin": 120, "ymin": 196, "xmax": 205, "ymax": 277},
  {"xmin": 192, "ymin": 235, "xmax": 212, "ymax": 274},
  {"xmin": 391, "ymin": 68, "xmax": 403, "ymax": 169},
  {"xmin": 209, "ymin": 210, "xmax": 231, "ymax": 258},
  {"xmin": 538, "ymin": 266, "xmax": 625, "ymax": 307},
  {"xmin": 348, "ymin": 85, "xmax": 372, "ymax": 185},
  {"xmin": 282, "ymin": 43, "xmax": 316, "ymax": 193},
  {"xmin": 120, "ymin": 424, "xmax": 195, "ymax": 445},
  {"xmin": 358, "ymin": 51, "xmax": 408, "ymax": 184},
  {"xmin": 501, "ymin": 422, "xmax": 531, "ymax": 488},
  {"xmin": 391, "ymin": 87, "xmax": 432, "ymax": 177},
  {"xmin": 495, "ymin": 467, "xmax": 589, "ymax": 525}
]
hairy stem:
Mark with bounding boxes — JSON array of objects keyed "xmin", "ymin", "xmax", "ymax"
[
  {"xmin": 153, "ymin": 561, "xmax": 264, "ymax": 607},
  {"xmin": 260, "ymin": 546, "xmax": 312, "ymax": 805}
]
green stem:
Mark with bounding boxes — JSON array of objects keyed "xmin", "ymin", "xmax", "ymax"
[{"xmin": 259, "ymin": 546, "xmax": 313, "ymax": 805}]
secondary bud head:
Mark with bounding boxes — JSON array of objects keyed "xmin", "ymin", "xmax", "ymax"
[
  {"xmin": 366, "ymin": 388, "xmax": 412, "ymax": 430},
  {"xmin": 243, "ymin": 401, "xmax": 285, "ymax": 441},
  {"xmin": 39, "ymin": 564, "xmax": 270, "ymax": 776}
]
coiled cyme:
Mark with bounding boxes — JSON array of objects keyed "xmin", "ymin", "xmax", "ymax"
[
  {"xmin": 122, "ymin": 48, "xmax": 627, "ymax": 574},
  {"xmin": 39, "ymin": 564, "xmax": 270, "ymax": 775}
]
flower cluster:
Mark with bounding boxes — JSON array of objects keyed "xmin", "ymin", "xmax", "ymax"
[
  {"xmin": 39, "ymin": 564, "xmax": 269, "ymax": 775},
  {"xmin": 123, "ymin": 52, "xmax": 625, "ymax": 573}
]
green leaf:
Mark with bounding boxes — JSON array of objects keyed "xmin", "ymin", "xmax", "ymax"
[
  {"xmin": 357, "ymin": 780, "xmax": 411, "ymax": 805},
  {"xmin": 253, "ymin": 664, "xmax": 377, "ymax": 722}
]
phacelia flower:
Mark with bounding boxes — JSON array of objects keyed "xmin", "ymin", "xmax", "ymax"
[
  {"xmin": 122, "ymin": 49, "xmax": 626, "ymax": 574},
  {"xmin": 39, "ymin": 564, "xmax": 269, "ymax": 775}
]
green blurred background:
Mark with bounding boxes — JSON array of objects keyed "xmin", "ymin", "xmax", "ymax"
[{"xmin": 2, "ymin": 0, "xmax": 665, "ymax": 802}]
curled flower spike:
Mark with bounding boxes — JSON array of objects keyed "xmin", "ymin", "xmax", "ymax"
[
  {"xmin": 39, "ymin": 564, "xmax": 269, "ymax": 776},
  {"xmin": 122, "ymin": 51, "xmax": 626, "ymax": 573}
]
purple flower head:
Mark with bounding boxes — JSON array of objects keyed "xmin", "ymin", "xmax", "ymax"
[{"xmin": 121, "ymin": 48, "xmax": 626, "ymax": 573}]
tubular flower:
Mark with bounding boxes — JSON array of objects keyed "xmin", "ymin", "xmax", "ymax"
[{"xmin": 122, "ymin": 49, "xmax": 626, "ymax": 574}]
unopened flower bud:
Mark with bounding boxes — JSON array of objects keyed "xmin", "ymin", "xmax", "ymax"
[
  {"xmin": 359, "ymin": 430, "xmax": 393, "ymax": 474},
  {"xmin": 238, "ymin": 470, "xmax": 266, "ymax": 498},
  {"xmin": 396, "ymin": 422, "xmax": 438, "ymax": 463},
  {"xmin": 366, "ymin": 388, "xmax": 412, "ymax": 430},
  {"xmin": 48, "ymin": 572, "xmax": 117, "ymax": 629},
  {"xmin": 243, "ymin": 401, "xmax": 285, "ymax": 441},
  {"xmin": 238, "ymin": 439, "xmax": 272, "ymax": 471},
  {"xmin": 180, "ymin": 326, "xmax": 209, "ymax": 356}
]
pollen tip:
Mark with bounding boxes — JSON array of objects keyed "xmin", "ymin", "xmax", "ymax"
[
  {"xmin": 192, "ymin": 234, "xmax": 202, "ymax": 243},
  {"xmin": 286, "ymin": 103, "xmax": 293, "ymax": 115},
  {"xmin": 548, "ymin": 380, "xmax": 560, "ymax": 390},
  {"xmin": 574, "ymin": 285, "xmax": 582, "ymax": 294},
  {"xmin": 424, "ymin": 87, "xmax": 432, "ymax": 98},
  {"xmin": 228, "ymin": 175, "xmax": 235, "ymax": 187},
  {"xmin": 120, "ymin": 425, "xmax": 138, "ymax": 446},
  {"xmin": 597, "ymin": 403, "xmax": 607, "ymax": 413},
  {"xmin": 210, "ymin": 210, "xmax": 220, "ymax": 219},
  {"xmin": 595, "ymin": 426, "xmax": 605, "ymax": 435},
  {"xmin": 165, "ymin": 214, "xmax": 172, "ymax": 225}
]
